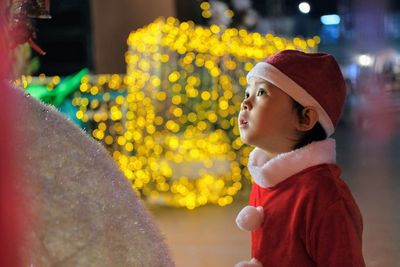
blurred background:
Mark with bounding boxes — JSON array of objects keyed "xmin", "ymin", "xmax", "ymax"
[
  {"xmin": 29, "ymin": 0, "xmax": 400, "ymax": 75},
  {"xmin": 9, "ymin": 0, "xmax": 400, "ymax": 266}
]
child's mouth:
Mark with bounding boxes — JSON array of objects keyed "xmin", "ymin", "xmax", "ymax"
[{"xmin": 239, "ymin": 118, "xmax": 248, "ymax": 128}]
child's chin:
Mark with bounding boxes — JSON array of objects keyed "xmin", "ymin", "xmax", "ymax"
[{"xmin": 239, "ymin": 135, "xmax": 252, "ymax": 146}]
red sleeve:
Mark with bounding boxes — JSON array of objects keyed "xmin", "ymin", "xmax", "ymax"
[{"xmin": 310, "ymin": 199, "xmax": 366, "ymax": 267}]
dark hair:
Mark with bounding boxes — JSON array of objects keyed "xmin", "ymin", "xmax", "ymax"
[{"xmin": 292, "ymin": 101, "xmax": 326, "ymax": 150}]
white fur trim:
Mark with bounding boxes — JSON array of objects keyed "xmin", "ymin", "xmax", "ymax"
[
  {"xmin": 248, "ymin": 138, "xmax": 336, "ymax": 188},
  {"xmin": 247, "ymin": 62, "xmax": 335, "ymax": 136},
  {"xmin": 236, "ymin": 205, "xmax": 264, "ymax": 231},
  {"xmin": 235, "ymin": 258, "xmax": 263, "ymax": 267}
]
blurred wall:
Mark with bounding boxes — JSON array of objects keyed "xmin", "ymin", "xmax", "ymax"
[{"xmin": 91, "ymin": 0, "xmax": 175, "ymax": 74}]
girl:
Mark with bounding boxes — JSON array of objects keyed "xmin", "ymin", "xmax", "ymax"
[{"xmin": 235, "ymin": 50, "xmax": 365, "ymax": 267}]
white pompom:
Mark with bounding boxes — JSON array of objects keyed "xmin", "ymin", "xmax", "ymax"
[
  {"xmin": 235, "ymin": 258, "xmax": 263, "ymax": 267},
  {"xmin": 235, "ymin": 205, "xmax": 264, "ymax": 231}
]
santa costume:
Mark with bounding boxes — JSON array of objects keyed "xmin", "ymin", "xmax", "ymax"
[{"xmin": 235, "ymin": 50, "xmax": 366, "ymax": 267}]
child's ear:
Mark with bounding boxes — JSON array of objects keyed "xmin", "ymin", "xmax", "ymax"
[{"xmin": 295, "ymin": 106, "xmax": 319, "ymax": 132}]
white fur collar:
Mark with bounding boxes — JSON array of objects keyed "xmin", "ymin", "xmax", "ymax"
[{"xmin": 248, "ymin": 138, "xmax": 336, "ymax": 188}]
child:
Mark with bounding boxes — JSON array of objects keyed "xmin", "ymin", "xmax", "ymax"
[{"xmin": 235, "ymin": 50, "xmax": 365, "ymax": 267}]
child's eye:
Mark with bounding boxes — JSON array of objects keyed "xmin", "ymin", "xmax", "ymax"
[
  {"xmin": 257, "ymin": 89, "xmax": 266, "ymax": 96},
  {"xmin": 244, "ymin": 92, "xmax": 250, "ymax": 99}
]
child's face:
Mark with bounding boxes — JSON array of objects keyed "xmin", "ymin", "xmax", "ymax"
[{"xmin": 238, "ymin": 77, "xmax": 299, "ymax": 155}]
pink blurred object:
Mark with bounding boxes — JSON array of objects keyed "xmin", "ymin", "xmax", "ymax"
[
  {"xmin": 353, "ymin": 72, "xmax": 396, "ymax": 143},
  {"xmin": 0, "ymin": 10, "xmax": 25, "ymax": 267}
]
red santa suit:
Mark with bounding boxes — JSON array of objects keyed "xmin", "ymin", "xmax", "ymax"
[{"xmin": 235, "ymin": 138, "xmax": 365, "ymax": 267}]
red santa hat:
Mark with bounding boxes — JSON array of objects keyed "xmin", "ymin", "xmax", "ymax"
[{"xmin": 246, "ymin": 50, "xmax": 346, "ymax": 136}]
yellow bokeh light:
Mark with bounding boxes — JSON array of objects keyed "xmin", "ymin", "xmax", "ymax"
[
  {"xmin": 116, "ymin": 95, "xmax": 125, "ymax": 105},
  {"xmin": 173, "ymin": 107, "xmax": 183, "ymax": 117},
  {"xmin": 80, "ymin": 83, "xmax": 89, "ymax": 92},
  {"xmin": 200, "ymin": 1, "xmax": 210, "ymax": 10},
  {"xmin": 225, "ymin": 9, "xmax": 234, "ymax": 18},
  {"xmin": 125, "ymin": 142, "xmax": 134, "ymax": 152},
  {"xmin": 202, "ymin": 10, "xmax": 211, "ymax": 19},
  {"xmin": 156, "ymin": 91, "xmax": 167, "ymax": 101},
  {"xmin": 171, "ymin": 95, "xmax": 182, "ymax": 105},
  {"xmin": 210, "ymin": 25, "xmax": 220, "ymax": 34},
  {"xmin": 90, "ymin": 86, "xmax": 99, "ymax": 95},
  {"xmin": 117, "ymin": 136, "xmax": 126, "ymax": 146},
  {"xmin": 201, "ymin": 91, "xmax": 211, "ymax": 101},
  {"xmin": 219, "ymin": 100, "xmax": 229, "ymax": 110},
  {"xmin": 168, "ymin": 71, "xmax": 180, "ymax": 82},
  {"xmin": 105, "ymin": 135, "xmax": 114, "ymax": 145},
  {"xmin": 160, "ymin": 54, "xmax": 170, "ymax": 62},
  {"xmin": 76, "ymin": 110, "xmax": 84, "ymax": 120}
]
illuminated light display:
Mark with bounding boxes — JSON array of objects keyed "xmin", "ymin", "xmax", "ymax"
[{"xmin": 17, "ymin": 18, "xmax": 318, "ymax": 209}]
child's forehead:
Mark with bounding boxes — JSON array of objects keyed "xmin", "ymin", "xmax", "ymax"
[{"xmin": 246, "ymin": 77, "xmax": 275, "ymax": 89}]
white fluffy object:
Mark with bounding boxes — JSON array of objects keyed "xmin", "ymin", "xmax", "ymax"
[
  {"xmin": 248, "ymin": 138, "xmax": 336, "ymax": 188},
  {"xmin": 11, "ymin": 87, "xmax": 175, "ymax": 266},
  {"xmin": 236, "ymin": 205, "xmax": 264, "ymax": 231},
  {"xmin": 235, "ymin": 258, "xmax": 263, "ymax": 267}
]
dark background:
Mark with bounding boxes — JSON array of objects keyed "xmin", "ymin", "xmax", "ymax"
[{"xmin": 32, "ymin": 0, "xmax": 400, "ymax": 75}]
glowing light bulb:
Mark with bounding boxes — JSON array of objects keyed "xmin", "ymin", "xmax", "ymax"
[
  {"xmin": 320, "ymin": 14, "xmax": 341, "ymax": 25},
  {"xmin": 358, "ymin": 54, "xmax": 373, "ymax": 67},
  {"xmin": 298, "ymin": 2, "xmax": 311, "ymax": 14}
]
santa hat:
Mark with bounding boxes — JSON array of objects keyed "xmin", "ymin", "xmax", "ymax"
[{"xmin": 246, "ymin": 50, "xmax": 346, "ymax": 136}]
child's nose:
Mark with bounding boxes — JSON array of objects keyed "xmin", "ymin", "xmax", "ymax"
[{"xmin": 241, "ymin": 99, "xmax": 252, "ymax": 110}]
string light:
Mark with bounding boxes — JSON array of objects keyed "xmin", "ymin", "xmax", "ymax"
[
  {"xmin": 17, "ymin": 18, "xmax": 318, "ymax": 209},
  {"xmin": 123, "ymin": 18, "xmax": 316, "ymax": 209}
]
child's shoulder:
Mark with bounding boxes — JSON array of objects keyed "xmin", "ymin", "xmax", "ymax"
[{"xmin": 295, "ymin": 163, "xmax": 354, "ymax": 203}]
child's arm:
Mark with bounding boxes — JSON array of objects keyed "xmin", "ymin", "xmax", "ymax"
[{"xmin": 310, "ymin": 199, "xmax": 366, "ymax": 267}]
